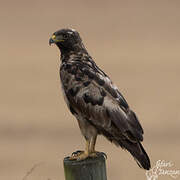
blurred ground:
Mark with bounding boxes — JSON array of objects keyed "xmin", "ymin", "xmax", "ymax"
[{"xmin": 0, "ymin": 0, "xmax": 180, "ymax": 179}]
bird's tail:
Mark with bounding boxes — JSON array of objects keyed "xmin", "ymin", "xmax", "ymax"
[{"xmin": 119, "ymin": 140, "xmax": 151, "ymax": 170}]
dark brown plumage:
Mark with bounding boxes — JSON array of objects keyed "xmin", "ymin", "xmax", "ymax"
[{"xmin": 49, "ymin": 28, "xmax": 151, "ymax": 170}]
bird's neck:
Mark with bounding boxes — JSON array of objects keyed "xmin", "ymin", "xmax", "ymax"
[{"xmin": 60, "ymin": 47, "xmax": 89, "ymax": 63}]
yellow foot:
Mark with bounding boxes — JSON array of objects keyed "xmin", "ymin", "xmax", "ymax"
[
  {"xmin": 69, "ymin": 151, "xmax": 101, "ymax": 161},
  {"xmin": 69, "ymin": 151, "xmax": 88, "ymax": 161},
  {"xmin": 88, "ymin": 151, "xmax": 107, "ymax": 159},
  {"xmin": 89, "ymin": 152, "xmax": 98, "ymax": 158}
]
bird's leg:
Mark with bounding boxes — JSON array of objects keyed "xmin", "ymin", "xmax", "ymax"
[
  {"xmin": 69, "ymin": 135, "xmax": 97, "ymax": 160},
  {"xmin": 69, "ymin": 139, "xmax": 89, "ymax": 160},
  {"xmin": 89, "ymin": 135, "xmax": 107, "ymax": 158},
  {"xmin": 88, "ymin": 135, "xmax": 98, "ymax": 157}
]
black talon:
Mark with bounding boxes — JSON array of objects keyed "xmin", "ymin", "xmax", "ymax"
[
  {"xmin": 101, "ymin": 152, "xmax": 107, "ymax": 159},
  {"xmin": 71, "ymin": 150, "xmax": 83, "ymax": 156}
]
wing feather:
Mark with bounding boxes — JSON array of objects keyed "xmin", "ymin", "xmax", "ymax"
[
  {"xmin": 71, "ymin": 80, "xmax": 143, "ymax": 142},
  {"xmin": 60, "ymin": 61, "xmax": 144, "ymax": 143},
  {"xmin": 60, "ymin": 59, "xmax": 150, "ymax": 170}
]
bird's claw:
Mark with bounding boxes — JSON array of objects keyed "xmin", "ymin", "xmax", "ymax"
[
  {"xmin": 71, "ymin": 150, "xmax": 83, "ymax": 156},
  {"xmin": 69, "ymin": 150, "xmax": 107, "ymax": 161},
  {"xmin": 99, "ymin": 151, "xmax": 107, "ymax": 159},
  {"xmin": 69, "ymin": 150, "xmax": 89, "ymax": 161}
]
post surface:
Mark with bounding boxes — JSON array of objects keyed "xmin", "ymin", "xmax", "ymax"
[{"xmin": 63, "ymin": 152, "xmax": 107, "ymax": 180}]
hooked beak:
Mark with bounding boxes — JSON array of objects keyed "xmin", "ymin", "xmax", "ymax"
[
  {"xmin": 49, "ymin": 35, "xmax": 56, "ymax": 45},
  {"xmin": 49, "ymin": 38, "xmax": 54, "ymax": 45},
  {"xmin": 49, "ymin": 34, "xmax": 64, "ymax": 46}
]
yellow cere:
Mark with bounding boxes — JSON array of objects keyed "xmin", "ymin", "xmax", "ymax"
[{"xmin": 52, "ymin": 35, "xmax": 56, "ymax": 39}]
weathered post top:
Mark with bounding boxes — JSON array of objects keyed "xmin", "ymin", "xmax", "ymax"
[{"xmin": 63, "ymin": 152, "xmax": 107, "ymax": 180}]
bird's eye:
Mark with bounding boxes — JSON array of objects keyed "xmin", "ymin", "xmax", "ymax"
[{"xmin": 63, "ymin": 34, "xmax": 68, "ymax": 39}]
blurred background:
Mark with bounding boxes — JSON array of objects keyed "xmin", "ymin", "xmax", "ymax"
[{"xmin": 0, "ymin": 0, "xmax": 180, "ymax": 179}]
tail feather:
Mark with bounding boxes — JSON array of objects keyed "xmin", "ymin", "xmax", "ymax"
[{"xmin": 119, "ymin": 139, "xmax": 151, "ymax": 170}]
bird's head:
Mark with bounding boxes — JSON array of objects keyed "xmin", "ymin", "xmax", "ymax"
[{"xmin": 49, "ymin": 28, "xmax": 85, "ymax": 53}]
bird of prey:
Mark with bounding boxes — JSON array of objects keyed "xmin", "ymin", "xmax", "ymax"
[{"xmin": 49, "ymin": 28, "xmax": 151, "ymax": 170}]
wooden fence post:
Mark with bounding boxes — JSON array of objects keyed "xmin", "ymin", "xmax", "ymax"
[{"xmin": 63, "ymin": 152, "xmax": 107, "ymax": 180}]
